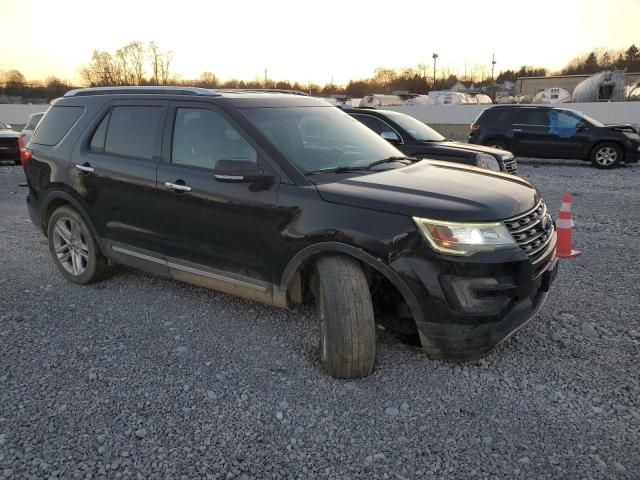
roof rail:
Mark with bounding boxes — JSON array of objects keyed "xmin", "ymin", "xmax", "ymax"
[
  {"xmin": 215, "ymin": 88, "xmax": 309, "ymax": 96},
  {"xmin": 64, "ymin": 86, "xmax": 220, "ymax": 97}
]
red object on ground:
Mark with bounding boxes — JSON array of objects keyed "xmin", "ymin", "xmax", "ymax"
[{"xmin": 556, "ymin": 192, "xmax": 581, "ymax": 259}]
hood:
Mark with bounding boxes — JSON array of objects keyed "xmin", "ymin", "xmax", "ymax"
[
  {"xmin": 315, "ymin": 160, "xmax": 538, "ymax": 222},
  {"xmin": 430, "ymin": 140, "xmax": 512, "ymax": 157},
  {"xmin": 604, "ymin": 124, "xmax": 640, "ymax": 135}
]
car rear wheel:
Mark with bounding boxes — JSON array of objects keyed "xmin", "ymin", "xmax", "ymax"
[
  {"xmin": 47, "ymin": 206, "xmax": 110, "ymax": 284},
  {"xmin": 314, "ymin": 255, "xmax": 376, "ymax": 378},
  {"xmin": 591, "ymin": 143, "xmax": 622, "ymax": 169}
]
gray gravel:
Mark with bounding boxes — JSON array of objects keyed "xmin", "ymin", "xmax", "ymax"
[{"xmin": 1, "ymin": 159, "xmax": 639, "ymax": 479}]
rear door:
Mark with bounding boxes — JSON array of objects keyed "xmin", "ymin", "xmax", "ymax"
[
  {"xmin": 71, "ymin": 100, "xmax": 168, "ymax": 263},
  {"xmin": 156, "ymin": 101, "xmax": 281, "ymax": 285},
  {"xmin": 512, "ymin": 109, "xmax": 553, "ymax": 157}
]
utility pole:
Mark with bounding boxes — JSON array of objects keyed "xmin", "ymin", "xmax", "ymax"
[
  {"xmin": 264, "ymin": 67, "xmax": 268, "ymax": 87},
  {"xmin": 432, "ymin": 53, "xmax": 439, "ymax": 90},
  {"xmin": 491, "ymin": 53, "xmax": 496, "ymax": 100}
]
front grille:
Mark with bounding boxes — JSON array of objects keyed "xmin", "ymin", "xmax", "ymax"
[
  {"xmin": 503, "ymin": 157, "xmax": 518, "ymax": 174},
  {"xmin": 504, "ymin": 201, "xmax": 554, "ymax": 264}
]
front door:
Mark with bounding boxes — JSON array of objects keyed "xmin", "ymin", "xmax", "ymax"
[
  {"xmin": 156, "ymin": 102, "xmax": 281, "ymax": 288},
  {"xmin": 546, "ymin": 110, "xmax": 591, "ymax": 158}
]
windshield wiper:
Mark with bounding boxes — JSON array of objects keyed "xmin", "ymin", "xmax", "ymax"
[
  {"xmin": 305, "ymin": 156, "xmax": 417, "ymax": 175},
  {"xmin": 366, "ymin": 155, "xmax": 417, "ymax": 168}
]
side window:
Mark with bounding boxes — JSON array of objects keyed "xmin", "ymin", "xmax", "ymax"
[
  {"xmin": 90, "ymin": 111, "xmax": 110, "ymax": 153},
  {"xmin": 517, "ymin": 109, "xmax": 549, "ymax": 126},
  {"xmin": 353, "ymin": 114, "xmax": 395, "ymax": 135},
  {"xmin": 551, "ymin": 111, "xmax": 580, "ymax": 128},
  {"xmin": 171, "ymin": 108, "xmax": 257, "ymax": 169},
  {"xmin": 101, "ymin": 106, "xmax": 163, "ymax": 160},
  {"xmin": 30, "ymin": 106, "xmax": 84, "ymax": 146},
  {"xmin": 549, "ymin": 110, "xmax": 581, "ymax": 137},
  {"xmin": 89, "ymin": 106, "xmax": 162, "ymax": 159}
]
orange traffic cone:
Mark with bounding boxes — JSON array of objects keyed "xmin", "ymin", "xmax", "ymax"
[{"xmin": 556, "ymin": 192, "xmax": 581, "ymax": 258}]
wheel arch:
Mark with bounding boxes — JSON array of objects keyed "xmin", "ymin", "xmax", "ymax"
[
  {"xmin": 277, "ymin": 242, "xmax": 425, "ymax": 325},
  {"xmin": 590, "ymin": 140, "xmax": 625, "ymax": 161},
  {"xmin": 40, "ymin": 192, "xmax": 105, "ymax": 256}
]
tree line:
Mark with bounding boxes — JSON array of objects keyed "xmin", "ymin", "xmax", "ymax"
[{"xmin": 2, "ymin": 42, "xmax": 639, "ymax": 103}]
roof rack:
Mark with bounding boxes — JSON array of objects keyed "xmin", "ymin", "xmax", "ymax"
[
  {"xmin": 64, "ymin": 86, "xmax": 220, "ymax": 97},
  {"xmin": 215, "ymin": 88, "xmax": 309, "ymax": 96}
]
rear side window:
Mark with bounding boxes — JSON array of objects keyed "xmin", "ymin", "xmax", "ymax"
[
  {"xmin": 516, "ymin": 109, "xmax": 549, "ymax": 126},
  {"xmin": 31, "ymin": 106, "xmax": 84, "ymax": 146},
  {"xmin": 480, "ymin": 108, "xmax": 513, "ymax": 124},
  {"xmin": 90, "ymin": 106, "xmax": 163, "ymax": 160}
]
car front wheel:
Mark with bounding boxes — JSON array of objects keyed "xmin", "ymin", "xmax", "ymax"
[
  {"xmin": 591, "ymin": 142, "xmax": 622, "ymax": 169},
  {"xmin": 47, "ymin": 206, "xmax": 110, "ymax": 284},
  {"xmin": 314, "ymin": 255, "xmax": 376, "ymax": 378}
]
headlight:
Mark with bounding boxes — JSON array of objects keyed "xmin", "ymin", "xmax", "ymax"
[
  {"xmin": 413, "ymin": 217, "xmax": 517, "ymax": 256},
  {"xmin": 475, "ymin": 153, "xmax": 500, "ymax": 171}
]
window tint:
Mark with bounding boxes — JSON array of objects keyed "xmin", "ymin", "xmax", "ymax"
[
  {"xmin": 352, "ymin": 114, "xmax": 394, "ymax": 135},
  {"xmin": 172, "ymin": 108, "xmax": 257, "ymax": 169},
  {"xmin": 481, "ymin": 108, "xmax": 513, "ymax": 124},
  {"xmin": 30, "ymin": 106, "xmax": 84, "ymax": 146},
  {"xmin": 90, "ymin": 111, "xmax": 110, "ymax": 153},
  {"xmin": 102, "ymin": 106, "xmax": 162, "ymax": 160},
  {"xmin": 516, "ymin": 109, "xmax": 549, "ymax": 126}
]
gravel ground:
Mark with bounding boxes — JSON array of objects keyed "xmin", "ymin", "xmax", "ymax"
[{"xmin": 1, "ymin": 160, "xmax": 638, "ymax": 480}]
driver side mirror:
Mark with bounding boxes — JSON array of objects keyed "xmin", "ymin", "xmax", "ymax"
[
  {"xmin": 5, "ymin": 124, "xmax": 12, "ymax": 129},
  {"xmin": 380, "ymin": 131, "xmax": 400, "ymax": 144},
  {"xmin": 213, "ymin": 159, "xmax": 272, "ymax": 183}
]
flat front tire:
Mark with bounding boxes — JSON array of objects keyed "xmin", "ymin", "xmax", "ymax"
[
  {"xmin": 314, "ymin": 255, "xmax": 376, "ymax": 379},
  {"xmin": 47, "ymin": 206, "xmax": 110, "ymax": 284}
]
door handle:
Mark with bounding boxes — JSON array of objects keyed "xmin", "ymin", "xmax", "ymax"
[
  {"xmin": 164, "ymin": 181, "xmax": 192, "ymax": 192},
  {"xmin": 75, "ymin": 163, "xmax": 95, "ymax": 173},
  {"xmin": 513, "ymin": 129, "xmax": 522, "ymax": 132}
]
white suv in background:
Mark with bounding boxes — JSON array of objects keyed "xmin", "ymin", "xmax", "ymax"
[{"xmin": 21, "ymin": 112, "xmax": 46, "ymax": 146}]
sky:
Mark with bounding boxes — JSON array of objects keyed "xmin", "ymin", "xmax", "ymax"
[{"xmin": 1, "ymin": 0, "xmax": 639, "ymax": 85}]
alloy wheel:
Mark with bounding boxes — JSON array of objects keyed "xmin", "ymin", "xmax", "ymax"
[
  {"xmin": 52, "ymin": 217, "xmax": 89, "ymax": 276},
  {"xmin": 595, "ymin": 147, "xmax": 617, "ymax": 166}
]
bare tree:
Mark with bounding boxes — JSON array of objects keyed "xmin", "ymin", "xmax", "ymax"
[{"xmin": 5, "ymin": 70, "xmax": 26, "ymax": 87}]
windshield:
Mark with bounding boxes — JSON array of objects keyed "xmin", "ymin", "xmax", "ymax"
[
  {"xmin": 242, "ymin": 106, "xmax": 403, "ymax": 173},
  {"xmin": 578, "ymin": 112, "xmax": 604, "ymax": 128},
  {"xmin": 385, "ymin": 112, "xmax": 445, "ymax": 142}
]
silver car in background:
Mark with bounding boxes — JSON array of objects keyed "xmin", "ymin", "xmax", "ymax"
[{"xmin": 21, "ymin": 112, "xmax": 46, "ymax": 146}]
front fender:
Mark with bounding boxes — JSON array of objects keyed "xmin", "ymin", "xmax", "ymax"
[{"xmin": 278, "ymin": 241, "xmax": 425, "ymax": 325}]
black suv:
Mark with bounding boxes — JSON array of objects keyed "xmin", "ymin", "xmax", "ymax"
[
  {"xmin": 24, "ymin": 87, "xmax": 558, "ymax": 378},
  {"xmin": 343, "ymin": 107, "xmax": 518, "ymax": 174},
  {"xmin": 469, "ymin": 105, "xmax": 640, "ymax": 169}
]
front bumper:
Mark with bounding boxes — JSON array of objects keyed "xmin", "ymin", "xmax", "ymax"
[{"xmin": 390, "ymin": 233, "xmax": 558, "ymax": 358}]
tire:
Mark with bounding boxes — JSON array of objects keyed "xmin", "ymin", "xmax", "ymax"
[
  {"xmin": 591, "ymin": 142, "xmax": 622, "ymax": 169},
  {"xmin": 47, "ymin": 205, "xmax": 110, "ymax": 284},
  {"xmin": 14, "ymin": 158, "xmax": 21, "ymax": 166},
  {"xmin": 486, "ymin": 138, "xmax": 508, "ymax": 151},
  {"xmin": 314, "ymin": 255, "xmax": 376, "ymax": 378}
]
